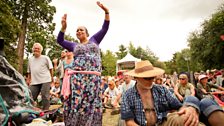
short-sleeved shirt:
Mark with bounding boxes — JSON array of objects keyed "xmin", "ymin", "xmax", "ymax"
[
  {"xmin": 51, "ymin": 86, "xmax": 60, "ymax": 94},
  {"xmin": 28, "ymin": 55, "xmax": 53, "ymax": 85},
  {"xmin": 120, "ymin": 80, "xmax": 136, "ymax": 94},
  {"xmin": 104, "ymin": 87, "xmax": 120, "ymax": 98}
]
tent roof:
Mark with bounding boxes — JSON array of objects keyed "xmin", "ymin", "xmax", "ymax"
[{"xmin": 117, "ymin": 53, "xmax": 141, "ymax": 64}]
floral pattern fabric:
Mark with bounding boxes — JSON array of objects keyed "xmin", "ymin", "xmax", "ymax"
[{"xmin": 63, "ymin": 42, "xmax": 102, "ymax": 126}]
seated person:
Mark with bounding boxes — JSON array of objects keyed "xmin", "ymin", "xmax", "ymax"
[
  {"xmin": 163, "ymin": 76, "xmax": 174, "ymax": 88},
  {"xmin": 174, "ymin": 74, "xmax": 195, "ymax": 102},
  {"xmin": 197, "ymin": 74, "xmax": 224, "ymax": 105},
  {"xmin": 163, "ymin": 76, "xmax": 175, "ymax": 93},
  {"xmin": 121, "ymin": 60, "xmax": 224, "ymax": 126},
  {"xmin": 154, "ymin": 77, "xmax": 163, "ymax": 85},
  {"xmin": 50, "ymin": 77, "xmax": 61, "ymax": 104},
  {"xmin": 103, "ymin": 80, "xmax": 120, "ymax": 108}
]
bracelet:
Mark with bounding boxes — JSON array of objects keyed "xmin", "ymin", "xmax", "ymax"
[{"xmin": 105, "ymin": 12, "xmax": 109, "ymax": 14}]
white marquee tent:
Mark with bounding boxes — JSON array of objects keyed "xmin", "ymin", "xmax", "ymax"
[{"xmin": 116, "ymin": 53, "xmax": 141, "ymax": 74}]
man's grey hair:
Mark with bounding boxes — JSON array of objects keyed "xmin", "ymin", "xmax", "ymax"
[{"xmin": 32, "ymin": 43, "xmax": 43, "ymax": 53}]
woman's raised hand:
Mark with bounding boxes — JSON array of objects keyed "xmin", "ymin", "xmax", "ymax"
[
  {"xmin": 97, "ymin": 1, "xmax": 109, "ymax": 14},
  {"xmin": 61, "ymin": 14, "xmax": 67, "ymax": 32}
]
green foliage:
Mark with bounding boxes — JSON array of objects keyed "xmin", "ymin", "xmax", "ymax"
[
  {"xmin": 101, "ymin": 50, "xmax": 117, "ymax": 76},
  {"xmin": 0, "ymin": 0, "xmax": 20, "ymax": 68},
  {"xmin": 114, "ymin": 42, "xmax": 165, "ymax": 73},
  {"xmin": 188, "ymin": 4, "xmax": 224, "ymax": 69},
  {"xmin": 115, "ymin": 44, "xmax": 127, "ymax": 59},
  {"xmin": 48, "ymin": 34, "xmax": 77, "ymax": 60},
  {"xmin": 23, "ymin": 58, "xmax": 28, "ymax": 75},
  {"xmin": 128, "ymin": 42, "xmax": 159, "ymax": 65},
  {"xmin": 168, "ymin": 48, "xmax": 203, "ymax": 74},
  {"xmin": 153, "ymin": 61, "xmax": 166, "ymax": 70},
  {"xmin": 4, "ymin": 0, "xmax": 57, "ymax": 73},
  {"xmin": 164, "ymin": 60, "xmax": 177, "ymax": 74}
]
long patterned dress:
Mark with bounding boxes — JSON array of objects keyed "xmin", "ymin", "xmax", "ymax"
[{"xmin": 57, "ymin": 20, "xmax": 109, "ymax": 126}]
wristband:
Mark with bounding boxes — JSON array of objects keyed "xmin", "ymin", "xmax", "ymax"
[{"xmin": 105, "ymin": 12, "xmax": 109, "ymax": 14}]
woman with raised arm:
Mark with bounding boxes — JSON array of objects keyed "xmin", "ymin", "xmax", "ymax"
[{"xmin": 57, "ymin": 1, "xmax": 110, "ymax": 126}]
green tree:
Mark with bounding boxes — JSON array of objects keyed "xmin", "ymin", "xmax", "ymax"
[
  {"xmin": 174, "ymin": 49, "xmax": 190, "ymax": 73},
  {"xmin": 128, "ymin": 43, "xmax": 159, "ymax": 64},
  {"xmin": 164, "ymin": 60, "xmax": 177, "ymax": 74},
  {"xmin": 0, "ymin": 1, "xmax": 20, "ymax": 67},
  {"xmin": 115, "ymin": 44, "xmax": 127, "ymax": 59},
  {"xmin": 101, "ymin": 50, "xmax": 117, "ymax": 76},
  {"xmin": 5, "ymin": 0, "xmax": 56, "ymax": 74},
  {"xmin": 47, "ymin": 34, "xmax": 77, "ymax": 61},
  {"xmin": 128, "ymin": 42, "xmax": 136, "ymax": 56},
  {"xmin": 188, "ymin": 4, "xmax": 224, "ymax": 69},
  {"xmin": 23, "ymin": 34, "xmax": 77, "ymax": 75}
]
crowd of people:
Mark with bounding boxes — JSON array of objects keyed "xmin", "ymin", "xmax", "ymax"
[
  {"xmin": 26, "ymin": 44, "xmax": 224, "ymax": 125},
  {"xmin": 23, "ymin": 1, "xmax": 224, "ymax": 126}
]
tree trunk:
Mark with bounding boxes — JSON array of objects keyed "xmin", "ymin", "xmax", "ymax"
[{"xmin": 17, "ymin": 3, "xmax": 29, "ymax": 74}]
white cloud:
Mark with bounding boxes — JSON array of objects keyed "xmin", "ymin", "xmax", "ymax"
[{"xmin": 51, "ymin": 0, "xmax": 222, "ymax": 61}]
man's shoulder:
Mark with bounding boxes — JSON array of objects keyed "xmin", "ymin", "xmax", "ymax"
[
  {"xmin": 152, "ymin": 84, "xmax": 169, "ymax": 94},
  {"xmin": 188, "ymin": 82, "xmax": 194, "ymax": 85},
  {"xmin": 40, "ymin": 55, "xmax": 50, "ymax": 59},
  {"xmin": 28, "ymin": 56, "xmax": 34, "ymax": 60},
  {"xmin": 124, "ymin": 86, "xmax": 137, "ymax": 95},
  {"xmin": 153, "ymin": 84, "xmax": 167, "ymax": 90},
  {"xmin": 196, "ymin": 83, "xmax": 202, "ymax": 87}
]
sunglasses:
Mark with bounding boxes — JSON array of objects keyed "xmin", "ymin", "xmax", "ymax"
[
  {"xmin": 143, "ymin": 77, "xmax": 154, "ymax": 80},
  {"xmin": 180, "ymin": 78, "xmax": 186, "ymax": 80}
]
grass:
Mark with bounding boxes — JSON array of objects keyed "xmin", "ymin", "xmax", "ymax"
[
  {"xmin": 48, "ymin": 105, "xmax": 120, "ymax": 125},
  {"xmin": 102, "ymin": 109, "xmax": 120, "ymax": 126}
]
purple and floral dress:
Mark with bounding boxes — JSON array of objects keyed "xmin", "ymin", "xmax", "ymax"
[{"xmin": 57, "ymin": 20, "xmax": 109, "ymax": 126}]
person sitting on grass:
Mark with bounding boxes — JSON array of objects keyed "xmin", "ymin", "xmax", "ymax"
[
  {"xmin": 174, "ymin": 73, "xmax": 195, "ymax": 102},
  {"xmin": 121, "ymin": 60, "xmax": 224, "ymax": 126},
  {"xmin": 103, "ymin": 80, "xmax": 120, "ymax": 109},
  {"xmin": 197, "ymin": 74, "xmax": 224, "ymax": 106},
  {"xmin": 50, "ymin": 77, "xmax": 61, "ymax": 104}
]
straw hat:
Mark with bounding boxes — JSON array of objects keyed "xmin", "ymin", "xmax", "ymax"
[{"xmin": 126, "ymin": 60, "xmax": 165, "ymax": 78}]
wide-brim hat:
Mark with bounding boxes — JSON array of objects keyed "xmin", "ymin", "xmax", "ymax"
[{"xmin": 126, "ymin": 60, "xmax": 165, "ymax": 78}]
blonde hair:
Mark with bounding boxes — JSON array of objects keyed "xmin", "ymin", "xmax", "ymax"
[
  {"xmin": 108, "ymin": 80, "xmax": 115, "ymax": 87},
  {"xmin": 32, "ymin": 43, "xmax": 43, "ymax": 53}
]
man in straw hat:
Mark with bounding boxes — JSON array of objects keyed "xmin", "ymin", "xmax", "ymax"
[{"xmin": 121, "ymin": 60, "xmax": 224, "ymax": 126}]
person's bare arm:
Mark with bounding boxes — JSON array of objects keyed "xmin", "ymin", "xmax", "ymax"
[
  {"xmin": 53, "ymin": 58, "xmax": 58, "ymax": 71},
  {"xmin": 174, "ymin": 84, "xmax": 184, "ymax": 101},
  {"xmin": 27, "ymin": 73, "xmax": 31, "ymax": 86},
  {"xmin": 190, "ymin": 84, "xmax": 195, "ymax": 96},
  {"xmin": 97, "ymin": 1, "xmax": 110, "ymax": 21},
  {"xmin": 211, "ymin": 91, "xmax": 224, "ymax": 95},
  {"xmin": 201, "ymin": 88, "xmax": 208, "ymax": 94},
  {"xmin": 113, "ymin": 92, "xmax": 122, "ymax": 106},
  {"xmin": 125, "ymin": 119, "xmax": 139, "ymax": 126},
  {"xmin": 50, "ymin": 68, "xmax": 54, "ymax": 82},
  {"xmin": 218, "ymin": 86, "xmax": 224, "ymax": 91}
]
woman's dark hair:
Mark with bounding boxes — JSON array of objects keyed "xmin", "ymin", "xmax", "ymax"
[{"xmin": 84, "ymin": 27, "xmax": 89, "ymax": 37}]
